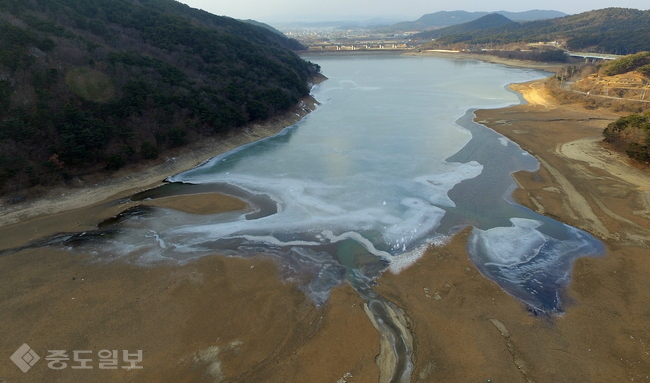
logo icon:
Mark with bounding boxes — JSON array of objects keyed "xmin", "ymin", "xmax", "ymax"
[{"xmin": 10, "ymin": 344, "xmax": 40, "ymax": 373}]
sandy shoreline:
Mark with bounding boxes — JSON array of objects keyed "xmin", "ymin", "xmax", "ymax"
[{"xmin": 2, "ymin": 56, "xmax": 650, "ymax": 382}]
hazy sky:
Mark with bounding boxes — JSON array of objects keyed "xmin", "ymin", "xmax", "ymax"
[{"xmin": 179, "ymin": 0, "xmax": 649, "ymax": 23}]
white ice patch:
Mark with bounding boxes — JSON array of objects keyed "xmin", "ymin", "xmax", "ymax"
[
  {"xmin": 383, "ymin": 198, "xmax": 446, "ymax": 251},
  {"xmin": 321, "ymin": 230, "xmax": 392, "ymax": 261},
  {"xmin": 415, "ymin": 161, "xmax": 483, "ymax": 207},
  {"xmin": 388, "ymin": 244, "xmax": 428, "ymax": 274},
  {"xmin": 161, "ymin": 158, "xmax": 484, "ymax": 259},
  {"xmin": 510, "ymin": 217, "xmax": 543, "ymax": 229},
  {"xmin": 471, "ymin": 218, "xmax": 546, "ymax": 266},
  {"xmin": 498, "ymin": 137, "xmax": 509, "ymax": 146},
  {"xmin": 239, "ymin": 235, "xmax": 322, "ymax": 248},
  {"xmin": 388, "ymin": 235, "xmax": 451, "ymax": 274}
]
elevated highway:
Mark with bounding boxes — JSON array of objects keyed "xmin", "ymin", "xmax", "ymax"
[{"xmin": 567, "ymin": 51, "xmax": 622, "ymax": 61}]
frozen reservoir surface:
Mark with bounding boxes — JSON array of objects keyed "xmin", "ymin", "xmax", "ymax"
[{"xmin": 23, "ymin": 55, "xmax": 604, "ymax": 313}]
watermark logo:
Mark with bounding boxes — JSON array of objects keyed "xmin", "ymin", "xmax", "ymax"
[
  {"xmin": 10, "ymin": 346, "xmax": 142, "ymax": 372},
  {"xmin": 10, "ymin": 344, "xmax": 40, "ymax": 373}
]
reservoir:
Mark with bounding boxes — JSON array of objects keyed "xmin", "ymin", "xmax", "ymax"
[{"xmin": 26, "ymin": 54, "xmax": 604, "ymax": 312}]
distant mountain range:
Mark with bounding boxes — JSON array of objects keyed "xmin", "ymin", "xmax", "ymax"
[
  {"xmin": 425, "ymin": 8, "xmax": 650, "ymax": 53},
  {"xmin": 271, "ymin": 11, "xmax": 565, "ymax": 31},
  {"xmin": 383, "ymin": 10, "xmax": 567, "ymax": 31},
  {"xmin": 414, "ymin": 13, "xmax": 517, "ymax": 40}
]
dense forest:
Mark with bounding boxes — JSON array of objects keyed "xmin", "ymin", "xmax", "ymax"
[
  {"xmin": 425, "ymin": 8, "xmax": 650, "ymax": 53},
  {"xmin": 601, "ymin": 51, "xmax": 650, "ymax": 77},
  {"xmin": 0, "ymin": 0, "xmax": 319, "ymax": 194},
  {"xmin": 603, "ymin": 112, "xmax": 650, "ymax": 163}
]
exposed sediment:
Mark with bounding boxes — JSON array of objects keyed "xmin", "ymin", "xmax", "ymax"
[{"xmin": 361, "ymin": 290, "xmax": 414, "ymax": 383}]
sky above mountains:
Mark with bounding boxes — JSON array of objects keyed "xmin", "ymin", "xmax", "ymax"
[{"xmin": 180, "ymin": 0, "xmax": 649, "ymax": 23}]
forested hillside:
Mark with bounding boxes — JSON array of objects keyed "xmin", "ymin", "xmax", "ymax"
[
  {"xmin": 414, "ymin": 14, "xmax": 517, "ymax": 40},
  {"xmin": 0, "ymin": 0, "xmax": 319, "ymax": 194},
  {"xmin": 604, "ymin": 112, "xmax": 650, "ymax": 163},
  {"xmin": 428, "ymin": 8, "xmax": 650, "ymax": 53},
  {"xmin": 601, "ymin": 52, "xmax": 650, "ymax": 76}
]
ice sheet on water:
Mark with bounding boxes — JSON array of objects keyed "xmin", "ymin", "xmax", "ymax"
[
  {"xmin": 470, "ymin": 218, "xmax": 546, "ymax": 266},
  {"xmin": 12, "ymin": 56, "xmax": 596, "ymax": 313},
  {"xmin": 468, "ymin": 219, "xmax": 604, "ymax": 311},
  {"xmin": 415, "ymin": 161, "xmax": 483, "ymax": 207}
]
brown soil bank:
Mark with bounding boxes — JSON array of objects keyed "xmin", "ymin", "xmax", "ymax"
[
  {"xmin": 0, "ymin": 193, "xmax": 381, "ymax": 383},
  {"xmin": 0, "ymin": 248, "xmax": 380, "ymax": 383},
  {"xmin": 374, "ymin": 78, "xmax": 650, "ymax": 382}
]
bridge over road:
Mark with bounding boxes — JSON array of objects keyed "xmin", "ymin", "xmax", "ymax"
[{"xmin": 567, "ymin": 51, "xmax": 622, "ymax": 61}]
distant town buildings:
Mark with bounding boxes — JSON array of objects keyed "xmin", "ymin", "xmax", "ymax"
[{"xmin": 281, "ymin": 26, "xmax": 416, "ymax": 51}]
